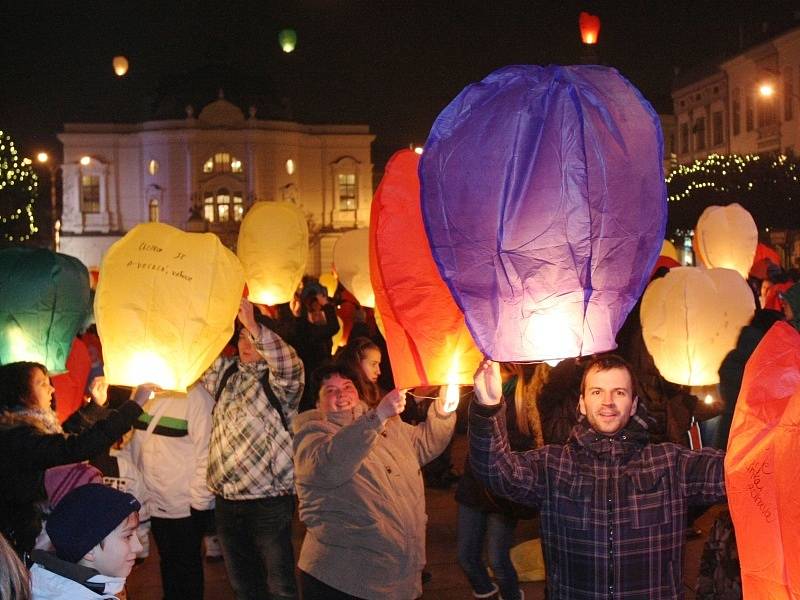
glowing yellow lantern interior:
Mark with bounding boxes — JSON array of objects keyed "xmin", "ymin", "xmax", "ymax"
[
  {"xmin": 641, "ymin": 266, "xmax": 754, "ymax": 386},
  {"xmin": 694, "ymin": 203, "xmax": 757, "ymax": 280},
  {"xmin": 333, "ymin": 228, "xmax": 375, "ymax": 308},
  {"xmin": 237, "ymin": 201, "xmax": 308, "ymax": 306},
  {"xmin": 95, "ymin": 223, "xmax": 244, "ymax": 391}
]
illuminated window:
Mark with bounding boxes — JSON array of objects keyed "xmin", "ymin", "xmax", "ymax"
[
  {"xmin": 286, "ymin": 159, "xmax": 295, "ymax": 175},
  {"xmin": 148, "ymin": 159, "xmax": 159, "ymax": 176},
  {"xmin": 80, "ymin": 175, "xmax": 100, "ymax": 213},
  {"xmin": 202, "ymin": 153, "xmax": 244, "ymax": 174},
  {"xmin": 338, "ymin": 173, "xmax": 357, "ymax": 211},
  {"xmin": 233, "ymin": 194, "xmax": 244, "ymax": 221},
  {"xmin": 203, "ymin": 189, "xmax": 243, "ymax": 222},
  {"xmin": 148, "ymin": 198, "xmax": 160, "ymax": 222},
  {"xmin": 732, "ymin": 88, "xmax": 741, "ymax": 136}
]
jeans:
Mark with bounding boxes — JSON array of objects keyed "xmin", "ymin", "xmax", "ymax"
[
  {"xmin": 299, "ymin": 570, "xmax": 366, "ymax": 600},
  {"xmin": 150, "ymin": 515, "xmax": 204, "ymax": 600},
  {"xmin": 457, "ymin": 503, "xmax": 521, "ymax": 600},
  {"xmin": 216, "ymin": 495, "xmax": 298, "ymax": 600}
]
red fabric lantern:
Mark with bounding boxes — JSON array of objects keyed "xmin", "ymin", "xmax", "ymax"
[
  {"xmin": 750, "ymin": 243, "xmax": 782, "ymax": 278},
  {"xmin": 370, "ymin": 149, "xmax": 481, "ymax": 388},
  {"xmin": 726, "ymin": 321, "xmax": 800, "ymax": 598},
  {"xmin": 51, "ymin": 338, "xmax": 91, "ymax": 423},
  {"xmin": 579, "ymin": 12, "xmax": 601, "ymax": 45}
]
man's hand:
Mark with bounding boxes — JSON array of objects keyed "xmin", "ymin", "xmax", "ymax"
[
  {"xmin": 375, "ymin": 389, "xmax": 408, "ymax": 422},
  {"xmin": 131, "ymin": 383, "xmax": 159, "ymax": 407},
  {"xmin": 89, "ymin": 376, "xmax": 109, "ymax": 406},
  {"xmin": 473, "ymin": 359, "xmax": 502, "ymax": 406},
  {"xmin": 238, "ymin": 298, "xmax": 260, "ymax": 337}
]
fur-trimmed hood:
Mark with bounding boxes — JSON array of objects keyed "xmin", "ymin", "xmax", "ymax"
[{"xmin": 0, "ymin": 408, "xmax": 62, "ymax": 434}]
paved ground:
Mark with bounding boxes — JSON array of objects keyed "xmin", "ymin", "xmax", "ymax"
[{"xmin": 127, "ymin": 430, "xmax": 721, "ymax": 599}]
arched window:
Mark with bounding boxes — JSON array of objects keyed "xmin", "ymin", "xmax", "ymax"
[
  {"xmin": 203, "ymin": 188, "xmax": 244, "ymax": 223},
  {"xmin": 202, "ymin": 152, "xmax": 244, "ymax": 174}
]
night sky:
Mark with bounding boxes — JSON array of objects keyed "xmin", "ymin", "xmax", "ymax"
[{"xmin": 3, "ymin": 1, "xmax": 799, "ymax": 171}]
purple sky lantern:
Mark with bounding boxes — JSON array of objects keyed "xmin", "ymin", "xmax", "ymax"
[{"xmin": 419, "ymin": 65, "xmax": 667, "ymax": 362}]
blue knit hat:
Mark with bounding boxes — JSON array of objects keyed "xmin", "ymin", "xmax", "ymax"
[{"xmin": 46, "ymin": 483, "xmax": 141, "ymax": 563}]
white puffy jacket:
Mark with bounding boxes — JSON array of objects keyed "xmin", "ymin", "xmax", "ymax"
[
  {"xmin": 115, "ymin": 384, "xmax": 215, "ymax": 519},
  {"xmin": 30, "ymin": 562, "xmax": 125, "ymax": 599}
]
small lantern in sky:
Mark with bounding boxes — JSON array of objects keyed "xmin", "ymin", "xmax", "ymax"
[
  {"xmin": 579, "ymin": 12, "xmax": 601, "ymax": 45},
  {"xmin": 278, "ymin": 29, "xmax": 297, "ymax": 53},
  {"xmin": 237, "ymin": 201, "xmax": 308, "ymax": 306},
  {"xmin": 420, "ymin": 65, "xmax": 666, "ymax": 362},
  {"xmin": 641, "ymin": 267, "xmax": 754, "ymax": 386},
  {"xmin": 0, "ymin": 248, "xmax": 91, "ymax": 373},
  {"xmin": 370, "ymin": 149, "xmax": 482, "ymax": 390},
  {"xmin": 112, "ymin": 55, "xmax": 129, "ymax": 77},
  {"xmin": 95, "ymin": 223, "xmax": 244, "ymax": 391},
  {"xmin": 694, "ymin": 203, "xmax": 757, "ymax": 280},
  {"xmin": 333, "ymin": 228, "xmax": 374, "ymax": 308}
]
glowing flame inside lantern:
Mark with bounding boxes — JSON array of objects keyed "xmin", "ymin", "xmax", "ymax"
[
  {"xmin": 7, "ymin": 325, "xmax": 41, "ymax": 363},
  {"xmin": 115, "ymin": 350, "xmax": 176, "ymax": 391}
]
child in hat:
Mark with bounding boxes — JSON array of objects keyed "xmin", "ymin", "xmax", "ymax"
[{"xmin": 29, "ymin": 484, "xmax": 142, "ymax": 599}]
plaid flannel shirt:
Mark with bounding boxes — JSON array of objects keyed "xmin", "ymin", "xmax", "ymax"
[
  {"xmin": 470, "ymin": 401, "xmax": 725, "ymax": 600},
  {"xmin": 203, "ymin": 325, "xmax": 304, "ymax": 500}
]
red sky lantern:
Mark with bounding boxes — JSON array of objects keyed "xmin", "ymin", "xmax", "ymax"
[{"xmin": 579, "ymin": 12, "xmax": 601, "ymax": 45}]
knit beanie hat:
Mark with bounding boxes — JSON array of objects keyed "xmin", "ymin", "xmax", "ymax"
[{"xmin": 46, "ymin": 483, "xmax": 141, "ymax": 563}]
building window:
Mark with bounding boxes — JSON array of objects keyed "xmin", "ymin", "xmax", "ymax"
[
  {"xmin": 680, "ymin": 123, "xmax": 689, "ymax": 154},
  {"xmin": 148, "ymin": 198, "xmax": 159, "ymax": 222},
  {"xmin": 203, "ymin": 188, "xmax": 244, "ymax": 222},
  {"xmin": 148, "ymin": 160, "xmax": 159, "ymax": 176},
  {"xmin": 746, "ymin": 93, "xmax": 754, "ymax": 131},
  {"xmin": 80, "ymin": 175, "xmax": 100, "ymax": 213},
  {"xmin": 785, "ymin": 67, "xmax": 793, "ymax": 121},
  {"xmin": 202, "ymin": 153, "xmax": 243, "ymax": 174},
  {"xmin": 338, "ymin": 173, "xmax": 357, "ymax": 211},
  {"xmin": 712, "ymin": 111, "xmax": 723, "ymax": 146},
  {"xmin": 758, "ymin": 97, "xmax": 778, "ymax": 128},
  {"xmin": 732, "ymin": 88, "xmax": 741, "ymax": 136},
  {"xmin": 694, "ymin": 117, "xmax": 706, "ymax": 151}
]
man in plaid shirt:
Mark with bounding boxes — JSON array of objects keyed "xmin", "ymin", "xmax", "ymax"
[
  {"xmin": 202, "ymin": 298, "xmax": 304, "ymax": 600},
  {"xmin": 469, "ymin": 355, "xmax": 725, "ymax": 600}
]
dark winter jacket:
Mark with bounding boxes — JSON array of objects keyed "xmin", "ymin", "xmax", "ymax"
[
  {"xmin": 469, "ymin": 401, "xmax": 725, "ymax": 600},
  {"xmin": 0, "ymin": 401, "xmax": 142, "ymax": 556}
]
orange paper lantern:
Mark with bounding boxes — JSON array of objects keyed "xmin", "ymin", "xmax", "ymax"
[
  {"xmin": 579, "ymin": 12, "xmax": 601, "ymax": 45},
  {"xmin": 370, "ymin": 149, "xmax": 481, "ymax": 388}
]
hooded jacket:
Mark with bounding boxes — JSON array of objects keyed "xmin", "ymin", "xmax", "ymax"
[
  {"xmin": 0, "ymin": 402, "xmax": 142, "ymax": 556},
  {"xmin": 30, "ymin": 550, "xmax": 125, "ymax": 599},
  {"xmin": 292, "ymin": 400, "xmax": 455, "ymax": 600},
  {"xmin": 470, "ymin": 401, "xmax": 725, "ymax": 600}
]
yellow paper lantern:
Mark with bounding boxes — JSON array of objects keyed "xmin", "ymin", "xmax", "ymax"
[
  {"xmin": 660, "ymin": 239, "xmax": 679, "ymax": 261},
  {"xmin": 641, "ymin": 266, "xmax": 754, "ymax": 386},
  {"xmin": 112, "ymin": 55, "xmax": 129, "ymax": 77},
  {"xmin": 329, "ymin": 316, "xmax": 345, "ymax": 355},
  {"xmin": 95, "ymin": 223, "xmax": 244, "ymax": 391},
  {"xmin": 694, "ymin": 203, "xmax": 757, "ymax": 279},
  {"xmin": 318, "ymin": 272, "xmax": 338, "ymax": 296},
  {"xmin": 237, "ymin": 201, "xmax": 308, "ymax": 306},
  {"xmin": 333, "ymin": 228, "xmax": 374, "ymax": 308}
]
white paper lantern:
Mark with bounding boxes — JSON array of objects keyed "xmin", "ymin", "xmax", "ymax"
[
  {"xmin": 237, "ymin": 201, "xmax": 308, "ymax": 306},
  {"xmin": 333, "ymin": 228, "xmax": 374, "ymax": 308},
  {"xmin": 641, "ymin": 266, "xmax": 755, "ymax": 386},
  {"xmin": 694, "ymin": 203, "xmax": 757, "ymax": 279}
]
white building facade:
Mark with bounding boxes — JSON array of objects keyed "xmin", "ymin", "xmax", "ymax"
[{"xmin": 58, "ymin": 94, "xmax": 374, "ymax": 275}]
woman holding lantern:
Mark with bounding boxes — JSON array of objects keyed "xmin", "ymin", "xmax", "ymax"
[
  {"xmin": 292, "ymin": 363, "xmax": 456, "ymax": 600},
  {"xmin": 0, "ymin": 361, "xmax": 155, "ymax": 560}
]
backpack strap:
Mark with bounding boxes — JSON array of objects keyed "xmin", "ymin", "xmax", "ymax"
[
  {"xmin": 214, "ymin": 363, "xmax": 239, "ymax": 404},
  {"xmin": 261, "ymin": 371, "xmax": 290, "ymax": 434},
  {"xmin": 215, "ymin": 362, "xmax": 290, "ymax": 433}
]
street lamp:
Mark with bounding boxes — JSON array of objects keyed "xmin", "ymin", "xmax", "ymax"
[
  {"xmin": 35, "ymin": 152, "xmax": 62, "ymax": 251},
  {"xmin": 759, "ymin": 82, "xmax": 776, "ymax": 98}
]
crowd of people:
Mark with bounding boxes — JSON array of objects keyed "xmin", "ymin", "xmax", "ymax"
[{"xmin": 0, "ymin": 264, "xmax": 799, "ymax": 599}]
